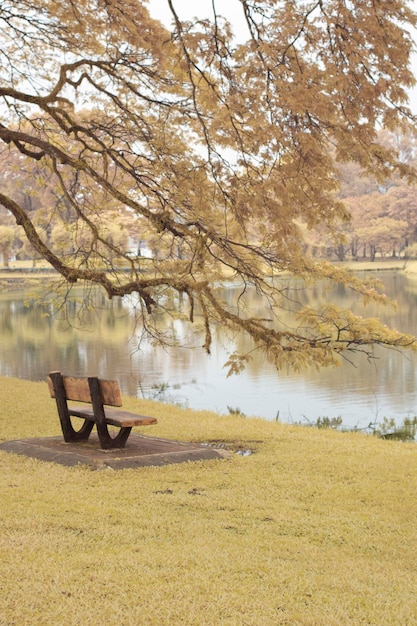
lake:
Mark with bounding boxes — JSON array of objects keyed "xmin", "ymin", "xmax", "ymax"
[{"xmin": 1, "ymin": 270, "xmax": 417, "ymax": 430}]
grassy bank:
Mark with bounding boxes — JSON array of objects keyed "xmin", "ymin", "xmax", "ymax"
[{"xmin": 1, "ymin": 378, "xmax": 416, "ymax": 625}]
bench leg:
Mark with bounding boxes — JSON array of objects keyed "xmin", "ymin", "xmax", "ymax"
[
  {"xmin": 66, "ymin": 418, "xmax": 95, "ymax": 443},
  {"xmin": 96, "ymin": 424, "xmax": 133, "ymax": 449},
  {"xmin": 87, "ymin": 377, "xmax": 133, "ymax": 449},
  {"xmin": 50, "ymin": 371, "xmax": 94, "ymax": 443}
]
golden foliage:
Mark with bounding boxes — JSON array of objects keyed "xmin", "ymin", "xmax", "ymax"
[{"xmin": 0, "ymin": 1, "xmax": 416, "ymax": 368}]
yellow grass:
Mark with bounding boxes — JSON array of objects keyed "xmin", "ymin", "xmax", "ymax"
[{"xmin": 1, "ymin": 377, "xmax": 417, "ymax": 625}]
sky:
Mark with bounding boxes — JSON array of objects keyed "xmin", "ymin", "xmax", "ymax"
[
  {"xmin": 147, "ymin": 0, "xmax": 417, "ymax": 114},
  {"xmin": 148, "ymin": 0, "xmax": 248, "ymax": 37}
]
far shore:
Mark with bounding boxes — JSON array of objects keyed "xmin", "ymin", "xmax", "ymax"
[
  {"xmin": 338, "ymin": 258, "xmax": 417, "ymax": 273},
  {"xmin": 1, "ymin": 258, "xmax": 417, "ymax": 281}
]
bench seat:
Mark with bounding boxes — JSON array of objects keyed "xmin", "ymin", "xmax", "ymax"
[{"xmin": 69, "ymin": 406, "xmax": 157, "ymax": 428}]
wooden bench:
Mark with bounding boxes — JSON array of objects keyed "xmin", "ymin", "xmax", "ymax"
[{"xmin": 47, "ymin": 371, "xmax": 157, "ymax": 449}]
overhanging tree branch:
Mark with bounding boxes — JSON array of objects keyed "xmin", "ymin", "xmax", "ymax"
[{"xmin": 0, "ymin": 0, "xmax": 416, "ymax": 371}]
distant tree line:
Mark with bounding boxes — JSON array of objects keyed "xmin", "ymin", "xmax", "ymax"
[
  {"xmin": 1, "ymin": 129, "xmax": 417, "ymax": 267},
  {"xmin": 306, "ymin": 131, "xmax": 417, "ymax": 262}
]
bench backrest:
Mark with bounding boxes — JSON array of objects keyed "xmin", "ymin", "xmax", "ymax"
[{"xmin": 47, "ymin": 373, "xmax": 123, "ymax": 407}]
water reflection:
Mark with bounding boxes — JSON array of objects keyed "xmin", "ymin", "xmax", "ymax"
[{"xmin": 1, "ymin": 272, "xmax": 417, "ymax": 428}]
